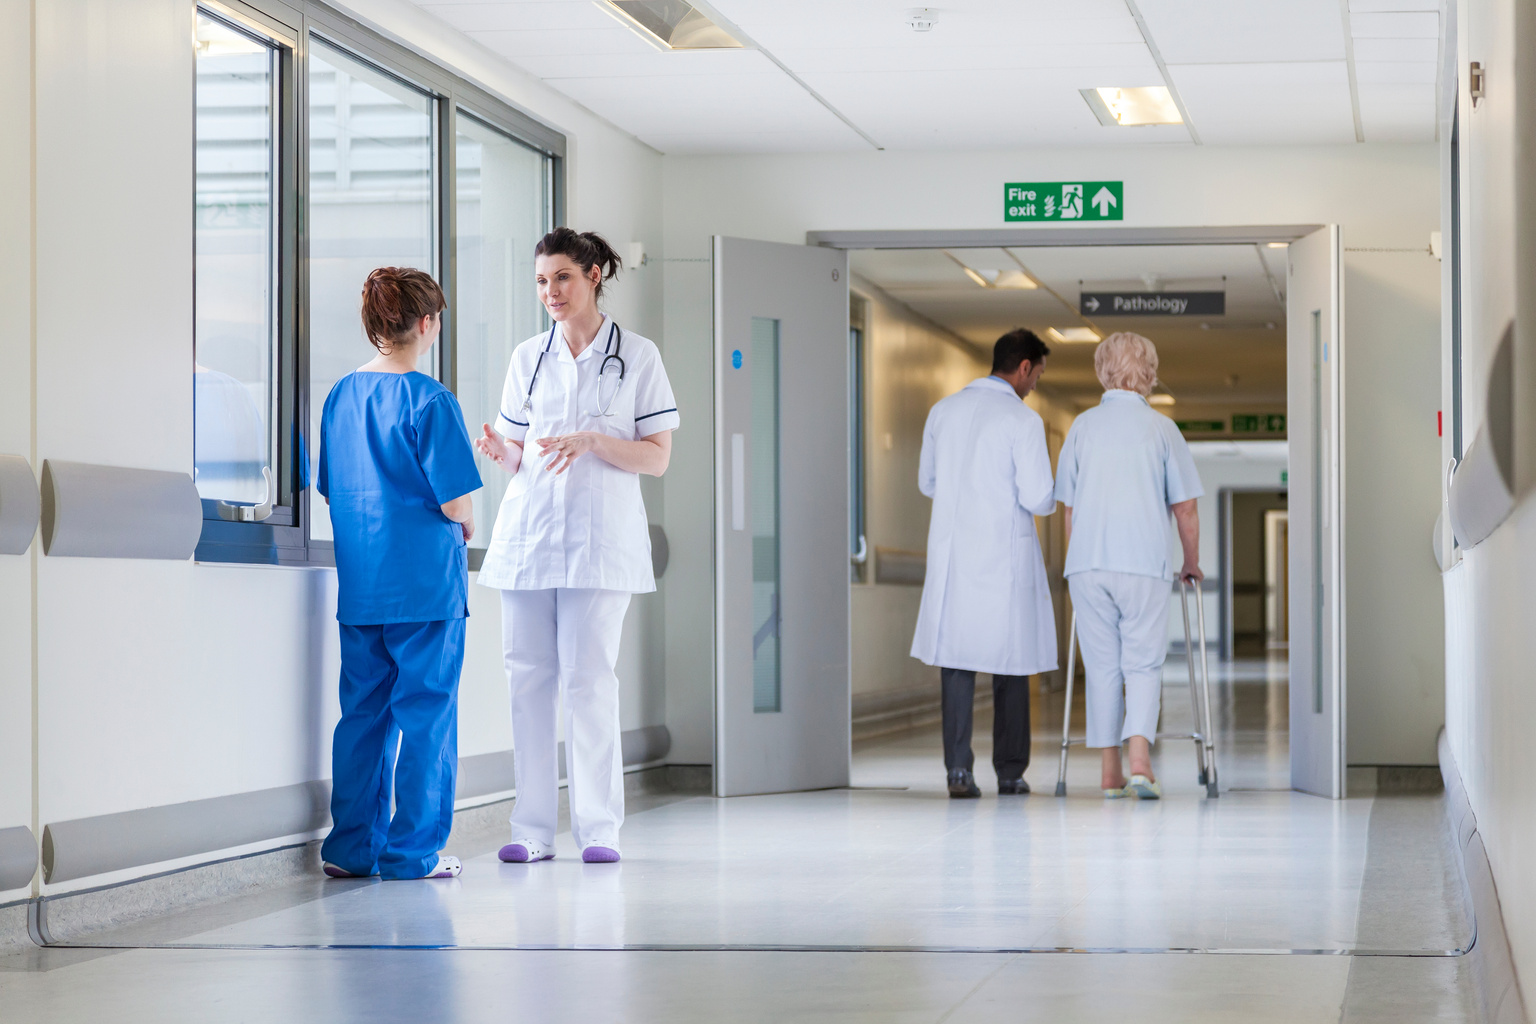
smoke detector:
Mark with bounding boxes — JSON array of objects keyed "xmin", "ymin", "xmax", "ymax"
[{"xmin": 906, "ymin": 8, "xmax": 937, "ymax": 32}]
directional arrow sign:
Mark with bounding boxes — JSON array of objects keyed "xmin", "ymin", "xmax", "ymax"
[
  {"xmin": 1079, "ymin": 291, "xmax": 1225, "ymax": 316},
  {"xmin": 1005, "ymin": 181, "xmax": 1123, "ymax": 222}
]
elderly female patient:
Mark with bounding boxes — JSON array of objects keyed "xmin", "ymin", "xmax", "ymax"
[{"xmin": 1053, "ymin": 332, "xmax": 1204, "ymax": 799}]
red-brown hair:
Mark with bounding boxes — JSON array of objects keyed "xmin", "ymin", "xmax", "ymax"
[{"xmin": 360, "ymin": 267, "xmax": 445, "ymax": 352}]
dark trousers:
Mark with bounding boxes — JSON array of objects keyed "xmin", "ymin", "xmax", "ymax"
[{"xmin": 941, "ymin": 668, "xmax": 1032, "ymax": 781}]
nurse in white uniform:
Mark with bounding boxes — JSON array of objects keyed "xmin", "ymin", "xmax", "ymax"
[
  {"xmin": 1053, "ymin": 332, "xmax": 1203, "ymax": 800},
  {"xmin": 473, "ymin": 228, "xmax": 678, "ymax": 864}
]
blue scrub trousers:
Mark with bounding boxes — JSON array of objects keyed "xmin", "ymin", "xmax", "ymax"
[{"xmin": 322, "ymin": 617, "xmax": 466, "ymax": 880}]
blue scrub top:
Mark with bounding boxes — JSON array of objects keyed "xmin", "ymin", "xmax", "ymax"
[
  {"xmin": 319, "ymin": 371, "xmax": 483, "ymax": 625},
  {"xmin": 1053, "ymin": 390, "xmax": 1204, "ymax": 581}
]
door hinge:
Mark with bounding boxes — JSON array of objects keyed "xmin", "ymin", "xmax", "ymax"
[{"xmin": 1470, "ymin": 62, "xmax": 1485, "ymax": 107}]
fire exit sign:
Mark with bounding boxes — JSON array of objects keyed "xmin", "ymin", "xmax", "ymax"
[{"xmin": 1005, "ymin": 181, "xmax": 1123, "ymax": 221}]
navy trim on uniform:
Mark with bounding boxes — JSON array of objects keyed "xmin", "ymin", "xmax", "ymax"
[
  {"xmin": 500, "ymin": 409, "xmax": 529, "ymax": 427},
  {"xmin": 635, "ymin": 407, "xmax": 678, "ymax": 421}
]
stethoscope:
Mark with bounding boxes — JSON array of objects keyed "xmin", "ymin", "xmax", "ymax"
[{"xmin": 521, "ymin": 319, "xmax": 626, "ymax": 417}]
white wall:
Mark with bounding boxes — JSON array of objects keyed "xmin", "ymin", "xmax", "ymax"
[
  {"xmin": 0, "ymin": 0, "xmax": 36, "ymax": 902},
  {"xmin": 0, "ymin": 0, "xmax": 668, "ymax": 898},
  {"xmin": 661, "ymin": 141, "xmax": 1444, "ymax": 769},
  {"xmin": 1441, "ymin": 0, "xmax": 1536, "ymax": 994}
]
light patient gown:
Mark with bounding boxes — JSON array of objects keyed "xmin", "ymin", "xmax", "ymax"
[{"xmin": 1053, "ymin": 390, "xmax": 1204, "ymax": 747}]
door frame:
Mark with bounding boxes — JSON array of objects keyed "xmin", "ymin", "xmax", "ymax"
[{"xmin": 799, "ymin": 223, "xmax": 1343, "ymax": 796}]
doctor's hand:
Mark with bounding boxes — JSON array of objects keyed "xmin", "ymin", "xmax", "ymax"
[
  {"xmin": 536, "ymin": 432, "xmax": 602, "ymax": 475},
  {"xmin": 1179, "ymin": 562, "xmax": 1204, "ymax": 585},
  {"xmin": 475, "ymin": 424, "xmax": 519, "ymax": 474}
]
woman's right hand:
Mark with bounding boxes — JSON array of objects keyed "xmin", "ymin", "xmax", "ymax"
[{"xmin": 474, "ymin": 424, "xmax": 517, "ymax": 474}]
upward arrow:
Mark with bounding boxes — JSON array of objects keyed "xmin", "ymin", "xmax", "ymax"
[{"xmin": 1091, "ymin": 187, "xmax": 1117, "ymax": 216}]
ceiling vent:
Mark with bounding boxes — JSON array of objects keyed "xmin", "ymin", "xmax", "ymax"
[{"xmin": 601, "ymin": 1, "xmax": 743, "ymax": 50}]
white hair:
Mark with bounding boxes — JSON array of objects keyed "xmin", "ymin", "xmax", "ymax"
[{"xmin": 1094, "ymin": 332, "xmax": 1159, "ymax": 395}]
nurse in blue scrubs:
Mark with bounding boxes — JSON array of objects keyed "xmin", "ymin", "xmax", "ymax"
[{"xmin": 317, "ymin": 266, "xmax": 484, "ymax": 881}]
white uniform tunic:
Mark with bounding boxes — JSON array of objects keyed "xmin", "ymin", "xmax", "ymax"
[
  {"xmin": 910, "ymin": 376, "xmax": 1058, "ymax": 676},
  {"xmin": 478, "ymin": 315, "xmax": 680, "ymax": 594}
]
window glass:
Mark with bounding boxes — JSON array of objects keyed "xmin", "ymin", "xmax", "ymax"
[
  {"xmin": 454, "ymin": 112, "xmax": 551, "ymax": 544},
  {"xmin": 307, "ymin": 39, "xmax": 436, "ymax": 541},
  {"xmin": 751, "ymin": 317, "xmax": 782, "ymax": 714},
  {"xmin": 194, "ymin": 14, "xmax": 276, "ymax": 506}
]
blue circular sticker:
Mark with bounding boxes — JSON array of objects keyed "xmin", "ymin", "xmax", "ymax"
[{"xmin": 731, "ymin": 349, "xmax": 743, "ymax": 369}]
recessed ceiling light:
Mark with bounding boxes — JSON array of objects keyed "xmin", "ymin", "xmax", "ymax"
[
  {"xmin": 1149, "ymin": 394, "xmax": 1176, "ymax": 406},
  {"xmin": 993, "ymin": 269, "xmax": 1037, "ymax": 290},
  {"xmin": 600, "ymin": 1, "xmax": 743, "ymax": 49},
  {"xmin": 1045, "ymin": 327, "xmax": 1100, "ymax": 344},
  {"xmin": 1266, "ymin": 241, "xmax": 1287, "ymax": 249},
  {"xmin": 962, "ymin": 266, "xmax": 991, "ymax": 288},
  {"xmin": 1081, "ymin": 87, "xmax": 1182, "ymax": 127}
]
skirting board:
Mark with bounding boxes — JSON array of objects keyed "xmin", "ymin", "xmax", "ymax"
[
  {"xmin": 1439, "ymin": 730, "xmax": 1530, "ymax": 1024},
  {"xmin": 41, "ymin": 726, "xmax": 671, "ymax": 885}
]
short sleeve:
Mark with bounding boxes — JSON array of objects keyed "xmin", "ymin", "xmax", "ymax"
[
  {"xmin": 630, "ymin": 344, "xmax": 680, "ymax": 438},
  {"xmin": 1053, "ymin": 426, "xmax": 1079, "ymax": 506},
  {"xmin": 1162, "ymin": 424, "xmax": 1204, "ymax": 505},
  {"xmin": 417, "ymin": 391, "xmax": 484, "ymax": 505},
  {"xmin": 316, "ymin": 386, "xmax": 335, "ymax": 499},
  {"xmin": 494, "ymin": 347, "xmax": 532, "ymax": 444}
]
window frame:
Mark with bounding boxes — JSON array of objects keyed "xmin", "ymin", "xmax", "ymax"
[{"xmin": 193, "ymin": 0, "xmax": 565, "ymax": 566}]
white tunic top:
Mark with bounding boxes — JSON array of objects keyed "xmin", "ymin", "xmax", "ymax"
[
  {"xmin": 910, "ymin": 376, "xmax": 1059, "ymax": 676},
  {"xmin": 477, "ymin": 315, "xmax": 680, "ymax": 594},
  {"xmin": 1053, "ymin": 390, "xmax": 1203, "ymax": 581}
]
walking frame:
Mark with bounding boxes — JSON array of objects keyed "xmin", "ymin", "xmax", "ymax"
[{"xmin": 1053, "ymin": 578, "xmax": 1219, "ymax": 798}]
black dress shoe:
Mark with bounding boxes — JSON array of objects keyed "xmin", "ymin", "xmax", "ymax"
[
  {"xmin": 947, "ymin": 768, "xmax": 981, "ymax": 799},
  {"xmin": 997, "ymin": 778, "xmax": 1031, "ymax": 795}
]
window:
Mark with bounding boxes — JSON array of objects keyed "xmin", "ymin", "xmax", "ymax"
[
  {"xmin": 453, "ymin": 112, "xmax": 554, "ymax": 549},
  {"xmin": 848, "ymin": 309, "xmax": 867, "ymax": 583},
  {"xmin": 191, "ymin": 0, "xmax": 562, "ymax": 565},
  {"xmin": 194, "ymin": 13, "xmax": 279, "ymax": 510},
  {"xmin": 306, "ymin": 40, "xmax": 438, "ymax": 543}
]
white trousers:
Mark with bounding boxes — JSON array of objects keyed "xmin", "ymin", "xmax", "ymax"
[
  {"xmin": 1068, "ymin": 570, "xmax": 1171, "ymax": 748},
  {"xmin": 501, "ymin": 588, "xmax": 631, "ymax": 850}
]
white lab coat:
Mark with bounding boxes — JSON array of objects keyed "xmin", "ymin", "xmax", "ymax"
[{"xmin": 910, "ymin": 376, "xmax": 1058, "ymax": 676}]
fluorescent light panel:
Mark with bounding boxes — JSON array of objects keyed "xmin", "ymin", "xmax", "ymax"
[
  {"xmin": 601, "ymin": 1, "xmax": 743, "ymax": 49},
  {"xmin": 1045, "ymin": 327, "xmax": 1100, "ymax": 344},
  {"xmin": 1082, "ymin": 87, "xmax": 1183, "ymax": 127},
  {"xmin": 1148, "ymin": 394, "xmax": 1176, "ymax": 406}
]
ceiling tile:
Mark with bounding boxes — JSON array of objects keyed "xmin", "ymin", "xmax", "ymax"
[
  {"xmin": 426, "ymin": 2, "xmax": 617, "ymax": 32},
  {"xmin": 1352, "ymin": 37, "xmax": 1439, "ymax": 61},
  {"xmin": 1170, "ymin": 62, "xmax": 1357, "ymax": 144},
  {"xmin": 1348, "ymin": 0, "xmax": 1438, "ymax": 10},
  {"xmin": 1349, "ymin": 11, "xmax": 1440, "ymax": 37},
  {"xmin": 1354, "ymin": 61, "xmax": 1438, "ymax": 84},
  {"xmin": 1136, "ymin": 0, "xmax": 1346, "ymax": 63}
]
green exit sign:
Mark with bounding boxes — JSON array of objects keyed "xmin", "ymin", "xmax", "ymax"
[
  {"xmin": 1232, "ymin": 414, "xmax": 1287, "ymax": 434},
  {"xmin": 1005, "ymin": 181, "xmax": 1123, "ymax": 221},
  {"xmin": 1176, "ymin": 420, "xmax": 1225, "ymax": 434}
]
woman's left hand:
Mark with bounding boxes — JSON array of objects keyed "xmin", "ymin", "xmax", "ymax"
[{"xmin": 536, "ymin": 432, "xmax": 603, "ymax": 474}]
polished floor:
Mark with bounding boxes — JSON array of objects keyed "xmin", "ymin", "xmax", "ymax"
[{"xmin": 0, "ymin": 655, "xmax": 1480, "ymax": 1022}]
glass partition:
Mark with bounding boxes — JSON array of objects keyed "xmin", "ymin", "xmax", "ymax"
[
  {"xmin": 307, "ymin": 39, "xmax": 436, "ymax": 541},
  {"xmin": 194, "ymin": 14, "xmax": 277, "ymax": 506},
  {"xmin": 454, "ymin": 112, "xmax": 552, "ymax": 544}
]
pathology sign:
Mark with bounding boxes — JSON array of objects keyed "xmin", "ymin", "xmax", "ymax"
[
  {"xmin": 1005, "ymin": 181, "xmax": 1123, "ymax": 221},
  {"xmin": 1079, "ymin": 291, "xmax": 1225, "ymax": 316}
]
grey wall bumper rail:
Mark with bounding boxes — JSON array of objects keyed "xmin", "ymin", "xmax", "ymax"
[
  {"xmin": 0, "ymin": 826, "xmax": 39, "ymax": 891},
  {"xmin": 0, "ymin": 455, "xmax": 40, "ymax": 555},
  {"xmin": 1449, "ymin": 323, "xmax": 1517, "ymax": 550},
  {"xmin": 42, "ymin": 781, "xmax": 331, "ymax": 884},
  {"xmin": 42, "ymin": 726, "xmax": 673, "ymax": 884},
  {"xmin": 41, "ymin": 459, "xmax": 202, "ymax": 559}
]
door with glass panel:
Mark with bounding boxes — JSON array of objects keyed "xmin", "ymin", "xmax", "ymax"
[
  {"xmin": 714, "ymin": 237, "xmax": 851, "ymax": 797},
  {"xmin": 1286, "ymin": 226, "xmax": 1344, "ymax": 799}
]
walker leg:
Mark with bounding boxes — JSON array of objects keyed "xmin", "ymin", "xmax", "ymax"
[
  {"xmin": 1179, "ymin": 580, "xmax": 1209, "ymax": 787},
  {"xmin": 1055, "ymin": 610, "xmax": 1078, "ymax": 797},
  {"xmin": 1193, "ymin": 585, "xmax": 1219, "ymax": 798}
]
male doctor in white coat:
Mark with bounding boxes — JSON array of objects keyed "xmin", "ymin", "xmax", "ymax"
[{"xmin": 911, "ymin": 329, "xmax": 1057, "ymax": 799}]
